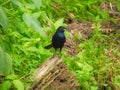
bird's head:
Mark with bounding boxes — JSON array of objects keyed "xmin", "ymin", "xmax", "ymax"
[{"xmin": 57, "ymin": 26, "xmax": 66, "ymax": 33}]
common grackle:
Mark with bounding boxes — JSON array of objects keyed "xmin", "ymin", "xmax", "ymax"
[{"xmin": 45, "ymin": 26, "xmax": 66, "ymax": 52}]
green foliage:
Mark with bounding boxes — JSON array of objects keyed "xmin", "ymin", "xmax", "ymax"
[
  {"xmin": 63, "ymin": 21, "xmax": 103, "ymax": 89},
  {"xmin": 0, "ymin": 81, "xmax": 12, "ymax": 90},
  {"xmin": 13, "ymin": 80, "xmax": 24, "ymax": 90},
  {"xmin": 0, "ymin": 6, "xmax": 8, "ymax": 30},
  {"xmin": 22, "ymin": 13, "xmax": 46, "ymax": 37},
  {"xmin": 63, "ymin": 18, "xmax": 120, "ymax": 89},
  {"xmin": 42, "ymin": 0, "xmax": 111, "ymax": 21},
  {"xmin": 117, "ymin": 2, "xmax": 120, "ymax": 11},
  {"xmin": 0, "ymin": 47, "xmax": 12, "ymax": 75},
  {"xmin": 0, "ymin": 0, "xmax": 120, "ymax": 89},
  {"xmin": 0, "ymin": 74, "xmax": 24, "ymax": 90}
]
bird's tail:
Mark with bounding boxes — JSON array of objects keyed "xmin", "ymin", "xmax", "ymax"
[{"xmin": 44, "ymin": 44, "xmax": 52, "ymax": 49}]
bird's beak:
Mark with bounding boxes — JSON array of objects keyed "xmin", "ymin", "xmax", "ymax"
[{"xmin": 63, "ymin": 28, "xmax": 67, "ymax": 31}]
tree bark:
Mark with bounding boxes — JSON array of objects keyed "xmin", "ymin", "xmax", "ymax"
[{"xmin": 32, "ymin": 55, "xmax": 79, "ymax": 90}]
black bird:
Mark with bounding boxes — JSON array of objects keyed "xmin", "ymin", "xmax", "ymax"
[{"xmin": 45, "ymin": 26, "xmax": 66, "ymax": 51}]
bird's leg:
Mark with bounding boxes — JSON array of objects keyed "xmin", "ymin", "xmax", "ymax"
[
  {"xmin": 59, "ymin": 48, "xmax": 63, "ymax": 56},
  {"xmin": 54, "ymin": 49, "xmax": 62, "ymax": 56},
  {"xmin": 54, "ymin": 49, "xmax": 57, "ymax": 55},
  {"xmin": 60, "ymin": 48, "xmax": 62, "ymax": 52},
  {"xmin": 52, "ymin": 48, "xmax": 56, "ymax": 56}
]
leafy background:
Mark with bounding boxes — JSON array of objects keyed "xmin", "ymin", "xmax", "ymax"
[{"xmin": 0, "ymin": 0, "xmax": 120, "ymax": 90}]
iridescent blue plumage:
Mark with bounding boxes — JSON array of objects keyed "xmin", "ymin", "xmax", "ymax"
[
  {"xmin": 45, "ymin": 26, "xmax": 66, "ymax": 51},
  {"xmin": 57, "ymin": 32, "xmax": 64, "ymax": 37}
]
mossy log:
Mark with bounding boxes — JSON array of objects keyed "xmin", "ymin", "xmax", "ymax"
[{"xmin": 32, "ymin": 55, "xmax": 79, "ymax": 90}]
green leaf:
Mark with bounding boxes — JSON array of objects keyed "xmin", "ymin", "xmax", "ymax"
[
  {"xmin": 13, "ymin": 80, "xmax": 24, "ymax": 90},
  {"xmin": 32, "ymin": 0, "xmax": 42, "ymax": 8},
  {"xmin": 54, "ymin": 18, "xmax": 64, "ymax": 29},
  {"xmin": 5, "ymin": 74, "xmax": 18, "ymax": 80},
  {"xmin": 22, "ymin": 13, "xmax": 46, "ymax": 37},
  {"xmin": 0, "ymin": 7, "xmax": 8, "ymax": 30},
  {"xmin": 0, "ymin": 80, "xmax": 12, "ymax": 90},
  {"xmin": 117, "ymin": 2, "xmax": 120, "ymax": 11},
  {"xmin": 33, "ymin": 12, "xmax": 42, "ymax": 18},
  {"xmin": 26, "ymin": 3, "xmax": 36, "ymax": 10},
  {"xmin": 26, "ymin": 47, "xmax": 40, "ymax": 52},
  {"xmin": 0, "ymin": 47, "xmax": 12, "ymax": 75},
  {"xmin": 11, "ymin": 0, "xmax": 25, "ymax": 12},
  {"xmin": 90, "ymin": 86, "xmax": 98, "ymax": 90},
  {"xmin": 11, "ymin": 0, "xmax": 23, "ymax": 7}
]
